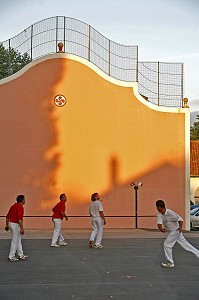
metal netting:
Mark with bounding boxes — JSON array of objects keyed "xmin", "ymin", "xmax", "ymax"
[
  {"xmin": 32, "ymin": 17, "xmax": 57, "ymax": 58},
  {"xmin": 110, "ymin": 42, "xmax": 137, "ymax": 82},
  {"xmin": 138, "ymin": 62, "xmax": 183, "ymax": 107},
  {"xmin": 64, "ymin": 17, "xmax": 89, "ymax": 60},
  {"xmin": 0, "ymin": 16, "xmax": 183, "ymax": 107},
  {"xmin": 90, "ymin": 26, "xmax": 110, "ymax": 74}
]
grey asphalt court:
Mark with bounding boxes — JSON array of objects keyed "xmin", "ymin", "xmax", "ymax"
[{"xmin": 0, "ymin": 229, "xmax": 199, "ymax": 300}]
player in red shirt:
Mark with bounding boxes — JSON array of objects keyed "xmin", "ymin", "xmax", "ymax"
[
  {"xmin": 51, "ymin": 193, "xmax": 68, "ymax": 247},
  {"xmin": 5, "ymin": 195, "xmax": 28, "ymax": 262}
]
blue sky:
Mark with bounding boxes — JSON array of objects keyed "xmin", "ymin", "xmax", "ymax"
[{"xmin": 0, "ymin": 0, "xmax": 198, "ymax": 117}]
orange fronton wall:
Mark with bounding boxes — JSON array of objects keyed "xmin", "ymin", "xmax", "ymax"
[{"xmin": 0, "ymin": 54, "xmax": 189, "ymax": 229}]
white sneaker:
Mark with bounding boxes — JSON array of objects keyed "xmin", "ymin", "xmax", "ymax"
[
  {"xmin": 162, "ymin": 262, "xmax": 174, "ymax": 268},
  {"xmin": 9, "ymin": 257, "xmax": 19, "ymax": 262},
  {"xmin": 51, "ymin": 243, "xmax": 60, "ymax": 247},
  {"xmin": 19, "ymin": 255, "xmax": 28, "ymax": 260},
  {"xmin": 59, "ymin": 241, "xmax": 68, "ymax": 246},
  {"xmin": 94, "ymin": 244, "xmax": 103, "ymax": 249}
]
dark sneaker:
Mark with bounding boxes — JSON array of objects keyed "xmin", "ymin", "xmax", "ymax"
[{"xmin": 89, "ymin": 240, "xmax": 93, "ymax": 248}]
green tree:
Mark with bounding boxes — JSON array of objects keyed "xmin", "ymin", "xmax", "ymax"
[
  {"xmin": 190, "ymin": 114, "xmax": 199, "ymax": 140},
  {"xmin": 0, "ymin": 43, "xmax": 31, "ymax": 80}
]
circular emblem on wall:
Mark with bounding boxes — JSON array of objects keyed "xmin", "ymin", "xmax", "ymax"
[{"xmin": 54, "ymin": 94, "xmax": 67, "ymax": 107}]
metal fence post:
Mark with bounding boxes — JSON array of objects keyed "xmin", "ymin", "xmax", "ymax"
[
  {"xmin": 108, "ymin": 39, "xmax": 110, "ymax": 76},
  {"xmin": 56, "ymin": 16, "xmax": 58, "ymax": 52},
  {"xmin": 30, "ymin": 25, "xmax": 33, "ymax": 61},
  {"xmin": 64, "ymin": 17, "xmax": 66, "ymax": 53},
  {"xmin": 181, "ymin": 63, "xmax": 184, "ymax": 107},
  {"xmin": 158, "ymin": 61, "xmax": 160, "ymax": 106},
  {"xmin": 136, "ymin": 46, "xmax": 138, "ymax": 82},
  {"xmin": 88, "ymin": 25, "xmax": 91, "ymax": 61},
  {"xmin": 8, "ymin": 39, "xmax": 11, "ymax": 76}
]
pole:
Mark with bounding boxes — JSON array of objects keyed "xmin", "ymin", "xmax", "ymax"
[
  {"xmin": 108, "ymin": 39, "xmax": 110, "ymax": 76},
  {"xmin": 134, "ymin": 186, "xmax": 138, "ymax": 229},
  {"xmin": 130, "ymin": 181, "xmax": 142, "ymax": 229},
  {"xmin": 8, "ymin": 39, "xmax": 11, "ymax": 76},
  {"xmin": 30, "ymin": 25, "xmax": 33, "ymax": 61},
  {"xmin": 181, "ymin": 63, "xmax": 184, "ymax": 107},
  {"xmin": 64, "ymin": 16, "xmax": 66, "ymax": 53},
  {"xmin": 56, "ymin": 16, "xmax": 58, "ymax": 52},
  {"xmin": 158, "ymin": 61, "xmax": 160, "ymax": 106},
  {"xmin": 136, "ymin": 46, "xmax": 138, "ymax": 82},
  {"xmin": 88, "ymin": 25, "xmax": 91, "ymax": 61}
]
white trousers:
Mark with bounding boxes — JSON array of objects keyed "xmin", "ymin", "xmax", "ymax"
[
  {"xmin": 9, "ymin": 222, "xmax": 23, "ymax": 259},
  {"xmin": 52, "ymin": 218, "xmax": 64, "ymax": 244},
  {"xmin": 90, "ymin": 217, "xmax": 104, "ymax": 246},
  {"xmin": 164, "ymin": 231, "xmax": 199, "ymax": 264}
]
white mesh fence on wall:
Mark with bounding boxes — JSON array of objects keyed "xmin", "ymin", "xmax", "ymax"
[{"xmin": 1, "ymin": 16, "xmax": 183, "ymax": 107}]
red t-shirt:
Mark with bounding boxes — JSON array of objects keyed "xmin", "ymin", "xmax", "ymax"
[
  {"xmin": 52, "ymin": 201, "xmax": 65, "ymax": 219},
  {"xmin": 6, "ymin": 203, "xmax": 24, "ymax": 223}
]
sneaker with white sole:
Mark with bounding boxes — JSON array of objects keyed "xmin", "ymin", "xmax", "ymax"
[
  {"xmin": 59, "ymin": 241, "xmax": 68, "ymax": 246},
  {"xmin": 9, "ymin": 257, "xmax": 19, "ymax": 262},
  {"xmin": 94, "ymin": 244, "xmax": 103, "ymax": 249},
  {"xmin": 51, "ymin": 243, "xmax": 60, "ymax": 247},
  {"xmin": 162, "ymin": 262, "xmax": 174, "ymax": 268},
  {"xmin": 19, "ymin": 255, "xmax": 28, "ymax": 260}
]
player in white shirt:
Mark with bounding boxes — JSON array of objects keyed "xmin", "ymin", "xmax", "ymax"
[
  {"xmin": 156, "ymin": 200, "xmax": 199, "ymax": 268},
  {"xmin": 89, "ymin": 193, "xmax": 106, "ymax": 248}
]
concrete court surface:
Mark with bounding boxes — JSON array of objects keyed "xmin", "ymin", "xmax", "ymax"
[{"xmin": 0, "ymin": 229, "xmax": 199, "ymax": 300}]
